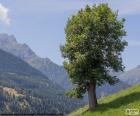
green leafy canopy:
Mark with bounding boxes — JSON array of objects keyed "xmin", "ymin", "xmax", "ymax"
[{"xmin": 60, "ymin": 4, "xmax": 127, "ymax": 98}]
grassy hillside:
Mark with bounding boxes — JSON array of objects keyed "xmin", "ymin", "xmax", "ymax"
[{"xmin": 69, "ymin": 84, "xmax": 140, "ymax": 116}]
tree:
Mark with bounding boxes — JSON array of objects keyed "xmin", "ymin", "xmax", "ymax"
[{"xmin": 60, "ymin": 4, "xmax": 127, "ymax": 111}]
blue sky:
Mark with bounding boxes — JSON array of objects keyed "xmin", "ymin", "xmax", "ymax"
[{"xmin": 0, "ymin": 0, "xmax": 139, "ymax": 71}]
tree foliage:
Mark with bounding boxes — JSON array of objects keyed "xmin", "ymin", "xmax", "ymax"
[{"xmin": 61, "ymin": 4, "xmax": 127, "ymax": 99}]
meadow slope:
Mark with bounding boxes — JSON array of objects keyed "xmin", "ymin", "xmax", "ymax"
[{"xmin": 69, "ymin": 84, "xmax": 140, "ymax": 116}]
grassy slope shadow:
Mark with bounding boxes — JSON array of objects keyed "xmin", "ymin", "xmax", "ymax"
[{"xmin": 88, "ymin": 92, "xmax": 140, "ymax": 113}]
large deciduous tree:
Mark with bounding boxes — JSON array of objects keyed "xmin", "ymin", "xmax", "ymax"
[{"xmin": 60, "ymin": 4, "xmax": 127, "ymax": 111}]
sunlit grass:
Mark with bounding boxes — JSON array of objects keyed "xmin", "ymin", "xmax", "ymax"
[{"xmin": 69, "ymin": 84, "xmax": 140, "ymax": 116}]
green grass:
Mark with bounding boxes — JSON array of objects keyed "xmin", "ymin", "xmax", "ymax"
[{"xmin": 69, "ymin": 84, "xmax": 140, "ymax": 116}]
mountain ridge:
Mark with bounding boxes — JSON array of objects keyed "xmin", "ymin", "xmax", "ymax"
[
  {"xmin": 0, "ymin": 49, "xmax": 84, "ymax": 113},
  {"xmin": 0, "ymin": 33, "xmax": 72, "ymax": 89},
  {"xmin": 117, "ymin": 65, "xmax": 140, "ymax": 86},
  {"xmin": 0, "ymin": 33, "xmax": 130, "ymax": 101}
]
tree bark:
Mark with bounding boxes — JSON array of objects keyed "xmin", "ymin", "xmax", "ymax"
[{"xmin": 88, "ymin": 81, "xmax": 98, "ymax": 111}]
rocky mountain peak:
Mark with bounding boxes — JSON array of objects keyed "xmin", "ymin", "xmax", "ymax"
[
  {"xmin": 0, "ymin": 33, "xmax": 17, "ymax": 44},
  {"xmin": 0, "ymin": 33, "xmax": 37, "ymax": 60},
  {"xmin": 137, "ymin": 65, "xmax": 140, "ymax": 68}
]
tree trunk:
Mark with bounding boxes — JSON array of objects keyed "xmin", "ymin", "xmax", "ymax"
[{"xmin": 88, "ymin": 81, "xmax": 98, "ymax": 111}]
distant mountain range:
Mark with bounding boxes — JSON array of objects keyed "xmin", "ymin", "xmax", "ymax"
[
  {"xmin": 0, "ymin": 49, "xmax": 83, "ymax": 113},
  {"xmin": 0, "ymin": 33, "xmax": 131, "ymax": 102},
  {"xmin": 0, "ymin": 33, "xmax": 72, "ymax": 90},
  {"xmin": 117, "ymin": 65, "xmax": 140, "ymax": 86}
]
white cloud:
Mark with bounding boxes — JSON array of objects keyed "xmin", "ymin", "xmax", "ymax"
[{"xmin": 0, "ymin": 3, "xmax": 10, "ymax": 25}]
